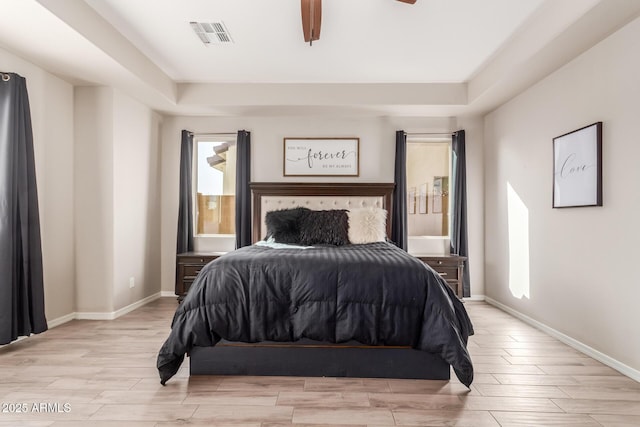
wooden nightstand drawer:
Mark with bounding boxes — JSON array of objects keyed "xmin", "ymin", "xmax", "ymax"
[
  {"xmin": 180, "ymin": 256, "xmax": 211, "ymax": 264},
  {"xmin": 183, "ymin": 265, "xmax": 205, "ymax": 277},
  {"xmin": 432, "ymin": 267, "xmax": 458, "ymax": 279},
  {"xmin": 176, "ymin": 252, "xmax": 227, "ymax": 301}
]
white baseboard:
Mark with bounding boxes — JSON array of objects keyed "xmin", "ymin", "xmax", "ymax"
[
  {"xmin": 112, "ymin": 292, "xmax": 161, "ymax": 318},
  {"xmin": 0, "ymin": 335, "xmax": 27, "ymax": 348},
  {"xmin": 465, "ymin": 294, "xmax": 485, "ymax": 302},
  {"xmin": 161, "ymin": 291, "xmax": 178, "ymax": 298},
  {"xmin": 46, "ymin": 312, "xmax": 76, "ymax": 328},
  {"xmin": 485, "ymin": 297, "xmax": 640, "ymax": 383},
  {"xmin": 75, "ymin": 292, "xmax": 161, "ymax": 320},
  {"xmin": 74, "ymin": 311, "xmax": 114, "ymax": 320},
  {"xmin": 2, "ymin": 293, "xmax": 163, "ymax": 346}
]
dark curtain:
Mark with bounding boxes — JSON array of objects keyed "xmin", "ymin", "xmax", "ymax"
[
  {"xmin": 391, "ymin": 130, "xmax": 407, "ymax": 250},
  {"xmin": 0, "ymin": 72, "xmax": 47, "ymax": 344},
  {"xmin": 235, "ymin": 130, "xmax": 251, "ymax": 248},
  {"xmin": 451, "ymin": 130, "xmax": 471, "ymax": 297},
  {"xmin": 176, "ymin": 130, "xmax": 194, "ymax": 254}
]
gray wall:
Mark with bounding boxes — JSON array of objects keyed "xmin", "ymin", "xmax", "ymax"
[
  {"xmin": 75, "ymin": 87, "xmax": 162, "ymax": 313},
  {"xmin": 484, "ymin": 16, "xmax": 640, "ymax": 377},
  {"xmin": 160, "ymin": 116, "xmax": 486, "ymax": 298}
]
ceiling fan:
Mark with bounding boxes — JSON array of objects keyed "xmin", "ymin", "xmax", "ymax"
[{"xmin": 301, "ymin": 0, "xmax": 417, "ymax": 45}]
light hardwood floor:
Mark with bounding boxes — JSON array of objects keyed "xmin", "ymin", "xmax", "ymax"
[{"xmin": 1, "ymin": 298, "xmax": 639, "ymax": 426}]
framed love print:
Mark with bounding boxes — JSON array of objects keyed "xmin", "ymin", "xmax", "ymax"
[{"xmin": 552, "ymin": 122, "xmax": 602, "ymax": 208}]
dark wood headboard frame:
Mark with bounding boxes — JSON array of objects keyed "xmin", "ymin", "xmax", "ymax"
[{"xmin": 250, "ymin": 182, "xmax": 395, "ymax": 243}]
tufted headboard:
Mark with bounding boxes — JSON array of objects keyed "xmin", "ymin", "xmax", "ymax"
[{"xmin": 250, "ymin": 182, "xmax": 395, "ymax": 243}]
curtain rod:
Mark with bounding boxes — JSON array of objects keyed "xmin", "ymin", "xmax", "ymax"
[
  {"xmin": 406, "ymin": 132, "xmax": 453, "ymax": 136},
  {"xmin": 193, "ymin": 132, "xmax": 237, "ymax": 136}
]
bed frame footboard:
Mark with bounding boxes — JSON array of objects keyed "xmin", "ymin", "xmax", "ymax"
[{"xmin": 189, "ymin": 340, "xmax": 450, "ymax": 380}]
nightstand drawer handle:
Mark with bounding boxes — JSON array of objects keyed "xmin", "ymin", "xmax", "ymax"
[
  {"xmin": 195, "ymin": 269, "xmax": 201, "ymax": 274},
  {"xmin": 199, "ymin": 258, "xmax": 205, "ymax": 262},
  {"xmin": 438, "ymin": 272, "xmax": 448, "ymax": 276},
  {"xmin": 437, "ymin": 261, "xmax": 443, "ymax": 265}
]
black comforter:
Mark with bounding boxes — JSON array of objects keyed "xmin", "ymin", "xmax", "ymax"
[{"xmin": 157, "ymin": 242, "xmax": 474, "ymax": 386}]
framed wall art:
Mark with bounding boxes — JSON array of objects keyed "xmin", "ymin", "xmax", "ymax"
[
  {"xmin": 283, "ymin": 137, "xmax": 359, "ymax": 176},
  {"xmin": 552, "ymin": 122, "xmax": 602, "ymax": 208},
  {"xmin": 432, "ymin": 176, "xmax": 443, "ymax": 214},
  {"xmin": 408, "ymin": 187, "xmax": 416, "ymax": 214},
  {"xmin": 418, "ymin": 183, "xmax": 428, "ymax": 214}
]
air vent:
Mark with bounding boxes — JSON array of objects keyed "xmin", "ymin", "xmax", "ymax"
[{"xmin": 190, "ymin": 21, "xmax": 233, "ymax": 45}]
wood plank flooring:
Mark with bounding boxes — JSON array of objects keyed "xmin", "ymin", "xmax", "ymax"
[{"xmin": 1, "ymin": 298, "xmax": 638, "ymax": 426}]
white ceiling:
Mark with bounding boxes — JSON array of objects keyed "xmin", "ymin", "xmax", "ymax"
[
  {"xmin": 1, "ymin": 0, "xmax": 639, "ymax": 116},
  {"xmin": 84, "ymin": 0, "xmax": 543, "ymax": 83}
]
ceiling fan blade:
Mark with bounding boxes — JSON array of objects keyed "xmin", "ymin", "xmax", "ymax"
[
  {"xmin": 397, "ymin": 0, "xmax": 417, "ymax": 4},
  {"xmin": 301, "ymin": 0, "xmax": 321, "ymax": 43}
]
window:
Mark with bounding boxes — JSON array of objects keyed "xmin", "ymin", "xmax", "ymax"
[
  {"xmin": 406, "ymin": 138, "xmax": 451, "ymax": 237},
  {"xmin": 194, "ymin": 135, "xmax": 236, "ymax": 235}
]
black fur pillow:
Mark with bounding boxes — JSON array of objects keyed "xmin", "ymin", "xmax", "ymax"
[
  {"xmin": 299, "ymin": 209, "xmax": 350, "ymax": 246},
  {"xmin": 265, "ymin": 207, "xmax": 310, "ymax": 243}
]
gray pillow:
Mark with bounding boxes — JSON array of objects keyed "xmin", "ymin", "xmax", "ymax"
[
  {"xmin": 265, "ymin": 207, "xmax": 310, "ymax": 243},
  {"xmin": 298, "ymin": 209, "xmax": 350, "ymax": 246}
]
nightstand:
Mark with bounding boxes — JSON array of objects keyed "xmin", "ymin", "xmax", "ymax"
[
  {"xmin": 413, "ymin": 254, "xmax": 466, "ymax": 299},
  {"xmin": 175, "ymin": 252, "xmax": 227, "ymax": 301}
]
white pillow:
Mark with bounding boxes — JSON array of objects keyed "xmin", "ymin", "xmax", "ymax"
[{"xmin": 347, "ymin": 207, "xmax": 387, "ymax": 244}]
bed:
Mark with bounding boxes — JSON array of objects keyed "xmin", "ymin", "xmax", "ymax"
[{"xmin": 157, "ymin": 182, "xmax": 474, "ymax": 386}]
